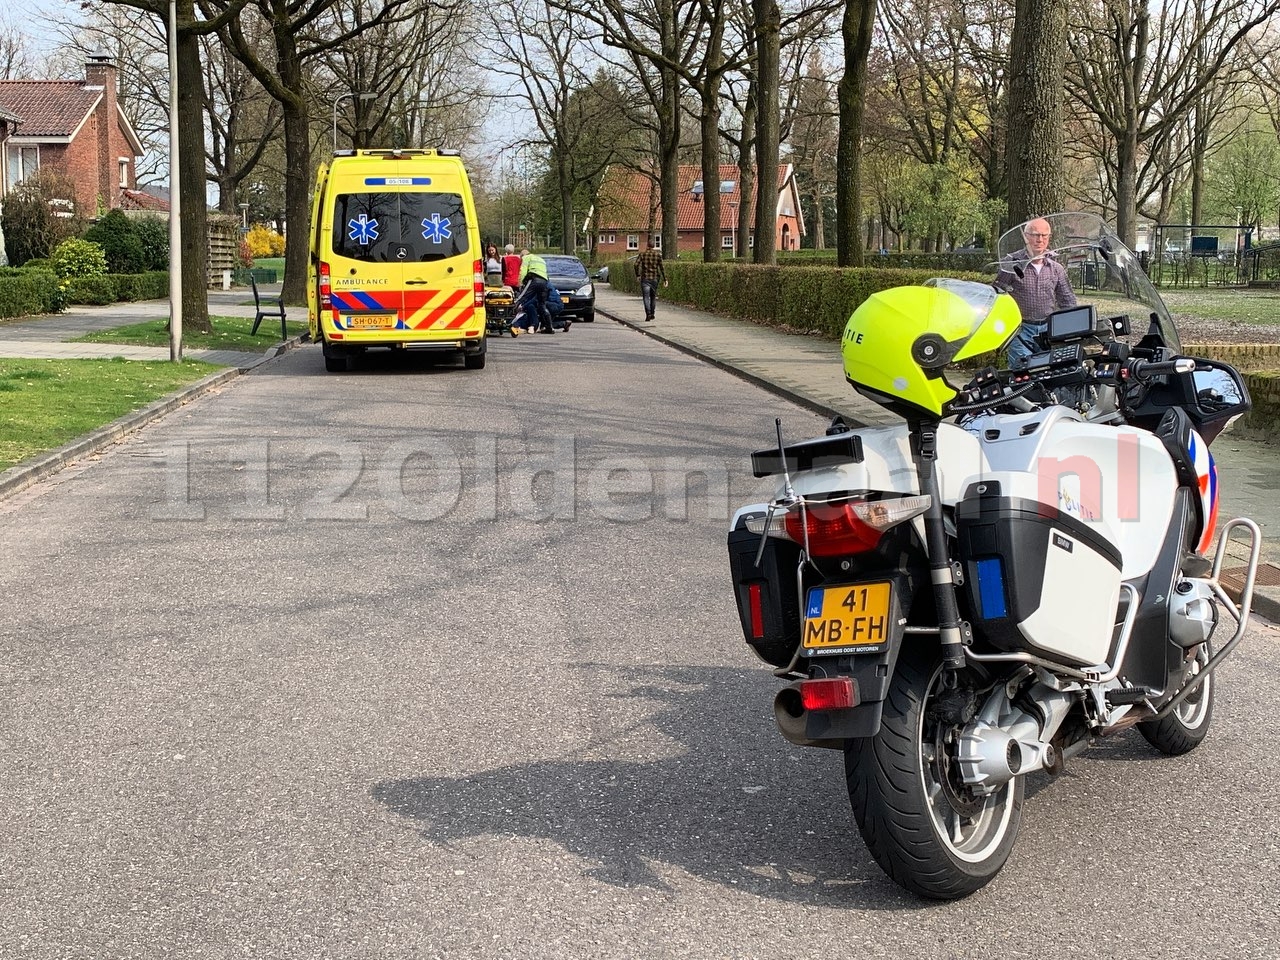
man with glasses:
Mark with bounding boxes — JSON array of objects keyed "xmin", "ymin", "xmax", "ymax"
[{"xmin": 998, "ymin": 217, "xmax": 1078, "ymax": 368}]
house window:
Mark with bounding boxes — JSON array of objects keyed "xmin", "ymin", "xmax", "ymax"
[
  {"xmin": 119, "ymin": 159, "xmax": 129, "ymax": 188},
  {"xmin": 653, "ymin": 236, "xmax": 661, "ymax": 250},
  {"xmin": 608, "ymin": 234, "xmax": 615, "ymax": 244},
  {"xmin": 721, "ymin": 234, "xmax": 733, "ymax": 249},
  {"xmin": 748, "ymin": 234, "xmax": 755, "ymax": 248},
  {"xmin": 7, "ymin": 145, "xmax": 38, "ymax": 186},
  {"xmin": 626, "ymin": 234, "xmax": 639, "ymax": 251},
  {"xmin": 597, "ymin": 234, "xmax": 607, "ymax": 245}
]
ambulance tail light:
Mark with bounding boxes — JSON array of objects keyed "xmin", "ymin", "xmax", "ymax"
[
  {"xmin": 473, "ymin": 259, "xmax": 484, "ymax": 307},
  {"xmin": 319, "ymin": 261, "xmax": 332, "ymax": 311}
]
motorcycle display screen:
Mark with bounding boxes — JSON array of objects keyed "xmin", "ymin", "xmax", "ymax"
[{"xmin": 1047, "ymin": 304, "xmax": 1096, "ymax": 342}]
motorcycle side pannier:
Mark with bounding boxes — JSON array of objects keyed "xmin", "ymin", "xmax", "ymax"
[
  {"xmin": 727, "ymin": 517, "xmax": 802, "ymax": 667},
  {"xmin": 956, "ymin": 492, "xmax": 1123, "ymax": 666}
]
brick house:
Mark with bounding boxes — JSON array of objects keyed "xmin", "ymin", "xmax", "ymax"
[
  {"xmin": 0, "ymin": 54, "xmax": 146, "ymax": 215},
  {"xmin": 587, "ymin": 162, "xmax": 805, "ymax": 257}
]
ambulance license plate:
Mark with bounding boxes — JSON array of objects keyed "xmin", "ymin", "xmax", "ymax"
[
  {"xmin": 347, "ymin": 315, "xmax": 392, "ymax": 329},
  {"xmin": 802, "ymin": 582, "xmax": 891, "ymax": 654}
]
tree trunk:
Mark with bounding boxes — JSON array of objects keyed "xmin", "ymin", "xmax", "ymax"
[
  {"xmin": 659, "ymin": 64, "xmax": 681, "ymax": 257},
  {"xmin": 752, "ymin": 0, "xmax": 780, "ymax": 264},
  {"xmin": 836, "ymin": 0, "xmax": 877, "ymax": 267},
  {"xmin": 1114, "ymin": 126, "xmax": 1140, "ymax": 247},
  {"xmin": 177, "ymin": 0, "xmax": 211, "ymax": 334},
  {"xmin": 736, "ymin": 93, "xmax": 755, "ymax": 259},
  {"xmin": 1005, "ymin": 0, "xmax": 1068, "ymax": 226},
  {"xmin": 700, "ymin": 84, "xmax": 722, "ymax": 263}
]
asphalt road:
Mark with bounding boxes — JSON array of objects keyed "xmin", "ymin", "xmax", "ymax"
[{"xmin": 2, "ymin": 320, "xmax": 1278, "ymax": 958}]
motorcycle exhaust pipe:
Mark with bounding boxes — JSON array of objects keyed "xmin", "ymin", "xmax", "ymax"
[{"xmin": 773, "ymin": 685, "xmax": 843, "ymax": 750}]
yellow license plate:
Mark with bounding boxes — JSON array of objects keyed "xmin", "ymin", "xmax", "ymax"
[
  {"xmin": 561, "ymin": 295, "xmax": 569, "ymax": 303},
  {"xmin": 802, "ymin": 582, "xmax": 891, "ymax": 653},
  {"xmin": 347, "ymin": 315, "xmax": 394, "ymax": 329}
]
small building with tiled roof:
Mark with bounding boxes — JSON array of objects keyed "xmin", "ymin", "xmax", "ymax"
[
  {"xmin": 587, "ymin": 162, "xmax": 805, "ymax": 257},
  {"xmin": 0, "ymin": 54, "xmax": 145, "ymax": 214}
]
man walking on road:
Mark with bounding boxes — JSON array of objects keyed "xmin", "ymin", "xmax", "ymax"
[{"xmin": 634, "ymin": 238, "xmax": 667, "ymax": 322}]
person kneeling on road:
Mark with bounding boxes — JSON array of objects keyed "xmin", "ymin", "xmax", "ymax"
[{"xmin": 517, "ymin": 251, "xmax": 565, "ymax": 335}]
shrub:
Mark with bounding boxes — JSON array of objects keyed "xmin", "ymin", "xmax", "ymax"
[
  {"xmin": 83, "ymin": 209, "xmax": 146, "ymax": 273},
  {"xmin": 132, "ymin": 215, "xmax": 169, "ymax": 270},
  {"xmin": 238, "ymin": 237, "xmax": 253, "ymax": 268},
  {"xmin": 21, "ymin": 258, "xmax": 51, "ymax": 271},
  {"xmin": 51, "ymin": 238, "xmax": 109, "ymax": 279},
  {"xmin": 245, "ymin": 223, "xmax": 285, "ymax": 258},
  {"xmin": 65, "ymin": 275, "xmax": 117, "ymax": 305},
  {"xmin": 0, "ymin": 171, "xmax": 86, "ymax": 265}
]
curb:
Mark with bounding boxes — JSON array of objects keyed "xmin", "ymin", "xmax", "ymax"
[
  {"xmin": 598, "ymin": 307, "xmax": 857, "ymax": 425},
  {"xmin": 0, "ymin": 336, "xmax": 307, "ymax": 503}
]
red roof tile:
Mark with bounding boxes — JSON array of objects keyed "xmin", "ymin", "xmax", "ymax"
[{"xmin": 0, "ymin": 81, "xmax": 100, "ymax": 137}]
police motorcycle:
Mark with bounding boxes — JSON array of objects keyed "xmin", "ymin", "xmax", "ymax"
[{"xmin": 726, "ymin": 212, "xmax": 1261, "ymax": 899}]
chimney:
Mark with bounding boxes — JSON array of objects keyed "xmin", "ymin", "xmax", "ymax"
[{"xmin": 84, "ymin": 52, "xmax": 120, "ymax": 210}]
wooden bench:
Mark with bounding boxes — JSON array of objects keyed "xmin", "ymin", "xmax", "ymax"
[{"xmin": 249, "ymin": 274, "xmax": 287, "ymax": 340}]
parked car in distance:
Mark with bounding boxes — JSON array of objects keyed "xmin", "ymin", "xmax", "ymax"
[
  {"xmin": 545, "ymin": 255, "xmax": 596, "ymax": 323},
  {"xmin": 593, "ymin": 254, "xmax": 638, "ymax": 284}
]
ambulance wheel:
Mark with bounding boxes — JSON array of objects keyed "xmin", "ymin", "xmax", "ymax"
[
  {"xmin": 464, "ymin": 352, "xmax": 486, "ymax": 370},
  {"xmin": 324, "ymin": 355, "xmax": 345, "ymax": 372}
]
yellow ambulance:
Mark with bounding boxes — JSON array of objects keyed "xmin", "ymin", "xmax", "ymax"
[{"xmin": 308, "ymin": 149, "xmax": 486, "ymax": 372}]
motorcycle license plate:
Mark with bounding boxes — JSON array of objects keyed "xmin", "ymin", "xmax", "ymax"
[{"xmin": 802, "ymin": 582, "xmax": 891, "ymax": 654}]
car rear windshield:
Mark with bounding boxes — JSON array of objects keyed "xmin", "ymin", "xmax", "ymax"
[
  {"xmin": 331, "ymin": 192, "xmax": 471, "ymax": 262},
  {"xmin": 545, "ymin": 257, "xmax": 588, "ymax": 280}
]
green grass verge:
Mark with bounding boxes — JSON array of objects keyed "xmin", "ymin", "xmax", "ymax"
[
  {"xmin": 1160, "ymin": 289, "xmax": 1280, "ymax": 326},
  {"xmin": 71, "ymin": 314, "xmax": 307, "ymax": 351},
  {"xmin": 0, "ymin": 357, "xmax": 222, "ymax": 469},
  {"xmin": 253, "ymin": 257, "xmax": 285, "ymax": 275}
]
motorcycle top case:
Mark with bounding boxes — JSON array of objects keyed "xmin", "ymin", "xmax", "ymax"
[{"xmin": 955, "ymin": 486, "xmax": 1123, "ymax": 666}]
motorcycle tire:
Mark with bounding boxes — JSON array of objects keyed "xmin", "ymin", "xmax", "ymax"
[
  {"xmin": 1138, "ymin": 641, "xmax": 1214, "ymax": 756},
  {"xmin": 844, "ymin": 640, "xmax": 1024, "ymax": 900}
]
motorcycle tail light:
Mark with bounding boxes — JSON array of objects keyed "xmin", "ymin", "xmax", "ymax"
[
  {"xmin": 781, "ymin": 495, "xmax": 930, "ymax": 558},
  {"xmin": 799, "ymin": 677, "xmax": 856, "ymax": 711}
]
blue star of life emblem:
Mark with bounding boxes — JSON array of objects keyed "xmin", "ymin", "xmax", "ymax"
[
  {"xmin": 420, "ymin": 213, "xmax": 452, "ymax": 243},
  {"xmin": 347, "ymin": 214, "xmax": 379, "ymax": 245}
]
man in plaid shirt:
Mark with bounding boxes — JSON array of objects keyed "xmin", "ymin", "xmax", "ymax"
[
  {"xmin": 998, "ymin": 217, "xmax": 1078, "ymax": 368},
  {"xmin": 633, "ymin": 237, "xmax": 668, "ymax": 322}
]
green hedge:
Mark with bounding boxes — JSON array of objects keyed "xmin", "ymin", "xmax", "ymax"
[
  {"xmin": 606, "ymin": 260, "xmax": 985, "ymax": 338},
  {"xmin": 0, "ymin": 268, "xmax": 64, "ymax": 317},
  {"xmin": 66, "ymin": 275, "xmax": 117, "ymax": 305},
  {"xmin": 109, "ymin": 271, "xmax": 169, "ymax": 302}
]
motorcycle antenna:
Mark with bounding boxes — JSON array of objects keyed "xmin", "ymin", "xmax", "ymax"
[
  {"xmin": 775, "ymin": 418, "xmax": 796, "ymax": 503},
  {"xmin": 753, "ymin": 418, "xmax": 801, "ymax": 569}
]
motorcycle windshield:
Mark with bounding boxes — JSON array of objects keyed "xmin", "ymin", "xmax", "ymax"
[{"xmin": 989, "ymin": 212, "xmax": 1180, "ymax": 353}]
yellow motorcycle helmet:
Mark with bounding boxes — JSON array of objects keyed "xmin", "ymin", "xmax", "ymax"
[{"xmin": 841, "ymin": 279, "xmax": 1019, "ymax": 418}]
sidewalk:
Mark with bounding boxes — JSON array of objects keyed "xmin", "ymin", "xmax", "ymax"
[
  {"xmin": 594, "ymin": 285, "xmax": 1280, "ymax": 623},
  {"xmin": 0, "ymin": 287, "xmax": 290, "ymax": 370}
]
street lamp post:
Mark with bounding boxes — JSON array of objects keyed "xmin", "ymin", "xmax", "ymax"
[
  {"xmin": 332, "ymin": 92, "xmax": 376, "ymax": 153},
  {"xmin": 238, "ymin": 202, "xmax": 250, "ymax": 230},
  {"xmin": 167, "ymin": 0, "xmax": 181, "ymax": 362},
  {"xmin": 729, "ymin": 201, "xmax": 738, "ymax": 257}
]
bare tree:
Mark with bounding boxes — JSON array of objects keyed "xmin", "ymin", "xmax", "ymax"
[
  {"xmin": 0, "ymin": 12, "xmax": 36, "ymax": 78},
  {"xmin": 202, "ymin": 31, "xmax": 282, "ymax": 214},
  {"xmin": 207, "ymin": 0, "xmax": 416, "ymax": 304},
  {"xmin": 1066, "ymin": 0, "xmax": 1280, "ymax": 245}
]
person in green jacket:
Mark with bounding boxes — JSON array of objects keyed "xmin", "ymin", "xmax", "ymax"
[{"xmin": 517, "ymin": 250, "xmax": 555, "ymax": 334}]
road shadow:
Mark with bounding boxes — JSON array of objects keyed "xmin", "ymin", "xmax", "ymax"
[{"xmin": 371, "ymin": 663, "xmax": 920, "ymax": 908}]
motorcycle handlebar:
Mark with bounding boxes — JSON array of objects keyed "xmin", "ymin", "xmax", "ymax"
[{"xmin": 1125, "ymin": 358, "xmax": 1196, "ymax": 380}]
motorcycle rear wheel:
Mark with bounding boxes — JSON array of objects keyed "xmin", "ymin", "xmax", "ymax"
[
  {"xmin": 844, "ymin": 642, "xmax": 1023, "ymax": 900},
  {"xmin": 1138, "ymin": 641, "xmax": 1213, "ymax": 755}
]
